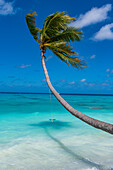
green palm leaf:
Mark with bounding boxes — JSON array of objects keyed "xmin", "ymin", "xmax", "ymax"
[
  {"xmin": 40, "ymin": 11, "xmax": 76, "ymax": 42},
  {"xmin": 25, "ymin": 11, "xmax": 86, "ymax": 69},
  {"xmin": 45, "ymin": 41, "xmax": 79, "ymax": 55},
  {"xmin": 47, "ymin": 45, "xmax": 85, "ymax": 68},
  {"xmin": 25, "ymin": 12, "xmax": 41, "ymax": 41},
  {"xmin": 46, "ymin": 27, "xmax": 82, "ymax": 43}
]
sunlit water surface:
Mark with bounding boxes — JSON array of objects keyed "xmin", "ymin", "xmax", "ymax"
[{"xmin": 0, "ymin": 93, "xmax": 113, "ymax": 170}]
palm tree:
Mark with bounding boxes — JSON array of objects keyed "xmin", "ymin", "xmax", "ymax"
[{"xmin": 25, "ymin": 11, "xmax": 113, "ymax": 135}]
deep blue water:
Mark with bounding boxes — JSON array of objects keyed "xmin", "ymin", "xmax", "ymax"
[{"xmin": 0, "ymin": 93, "xmax": 113, "ymax": 170}]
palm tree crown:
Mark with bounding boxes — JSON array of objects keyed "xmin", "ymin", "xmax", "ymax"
[{"xmin": 25, "ymin": 11, "xmax": 85, "ymax": 68}]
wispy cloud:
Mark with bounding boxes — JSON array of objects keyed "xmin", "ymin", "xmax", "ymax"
[
  {"xmin": 46, "ymin": 56, "xmax": 53, "ymax": 61},
  {"xmin": 16, "ymin": 64, "xmax": 31, "ymax": 68},
  {"xmin": 105, "ymin": 80, "xmax": 109, "ymax": 82},
  {"xmin": 80, "ymin": 79, "xmax": 86, "ymax": 82},
  {"xmin": 106, "ymin": 68, "xmax": 110, "ymax": 72},
  {"xmin": 101, "ymin": 82, "xmax": 109, "ymax": 86},
  {"xmin": 111, "ymin": 69, "xmax": 113, "ymax": 73},
  {"xmin": 54, "ymin": 79, "xmax": 66, "ymax": 87},
  {"xmin": 27, "ymin": 84, "xmax": 32, "ymax": 87},
  {"xmin": 59, "ymin": 79, "xmax": 66, "ymax": 82},
  {"xmin": 84, "ymin": 81, "xmax": 111, "ymax": 87},
  {"xmin": 8, "ymin": 84, "xmax": 14, "ymax": 87},
  {"xmin": 93, "ymin": 23, "xmax": 113, "ymax": 41},
  {"xmin": 0, "ymin": 0, "xmax": 17, "ymax": 15},
  {"xmin": 11, "ymin": 78, "xmax": 20, "ymax": 83},
  {"xmin": 106, "ymin": 68, "xmax": 113, "ymax": 73},
  {"xmin": 90, "ymin": 55, "xmax": 96, "ymax": 59},
  {"xmin": 41, "ymin": 79, "xmax": 46, "ymax": 82},
  {"xmin": 105, "ymin": 69, "xmax": 113, "ymax": 78},
  {"xmin": 68, "ymin": 81, "xmax": 75, "ymax": 85},
  {"xmin": 84, "ymin": 82, "xmax": 95, "ymax": 87},
  {"xmin": 71, "ymin": 4, "xmax": 112, "ymax": 28}
]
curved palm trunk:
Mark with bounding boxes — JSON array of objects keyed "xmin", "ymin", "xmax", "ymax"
[{"xmin": 41, "ymin": 50, "xmax": 113, "ymax": 135}]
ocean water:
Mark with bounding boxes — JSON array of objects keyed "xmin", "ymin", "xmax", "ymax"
[{"xmin": 0, "ymin": 93, "xmax": 113, "ymax": 170}]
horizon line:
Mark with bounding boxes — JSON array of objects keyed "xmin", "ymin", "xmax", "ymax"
[{"xmin": 0, "ymin": 92, "xmax": 113, "ymax": 96}]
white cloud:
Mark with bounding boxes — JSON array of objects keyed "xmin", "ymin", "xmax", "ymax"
[
  {"xmin": 93, "ymin": 23, "xmax": 113, "ymax": 40},
  {"xmin": 0, "ymin": 0, "xmax": 16, "ymax": 15},
  {"xmin": 90, "ymin": 55, "xmax": 96, "ymax": 59},
  {"xmin": 71, "ymin": 4, "xmax": 112, "ymax": 28},
  {"xmin": 80, "ymin": 79, "xmax": 86, "ymax": 82}
]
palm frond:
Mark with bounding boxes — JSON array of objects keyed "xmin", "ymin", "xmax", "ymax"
[
  {"xmin": 25, "ymin": 11, "xmax": 86, "ymax": 69},
  {"xmin": 47, "ymin": 46, "xmax": 86, "ymax": 68},
  {"xmin": 25, "ymin": 12, "xmax": 41, "ymax": 41},
  {"xmin": 40, "ymin": 11, "xmax": 76, "ymax": 42},
  {"xmin": 46, "ymin": 27, "xmax": 82, "ymax": 43},
  {"xmin": 45, "ymin": 41, "xmax": 79, "ymax": 55}
]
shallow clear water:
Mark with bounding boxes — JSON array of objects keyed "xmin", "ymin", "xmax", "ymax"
[{"xmin": 0, "ymin": 93, "xmax": 113, "ymax": 170}]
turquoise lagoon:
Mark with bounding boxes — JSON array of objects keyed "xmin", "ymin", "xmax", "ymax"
[{"xmin": 0, "ymin": 93, "xmax": 113, "ymax": 170}]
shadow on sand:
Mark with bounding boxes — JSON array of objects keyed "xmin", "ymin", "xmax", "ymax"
[
  {"xmin": 30, "ymin": 120, "xmax": 73, "ymax": 129},
  {"xmin": 29, "ymin": 120, "xmax": 105, "ymax": 169}
]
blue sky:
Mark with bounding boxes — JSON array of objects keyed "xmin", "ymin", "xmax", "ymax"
[{"xmin": 0, "ymin": 0, "xmax": 113, "ymax": 94}]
